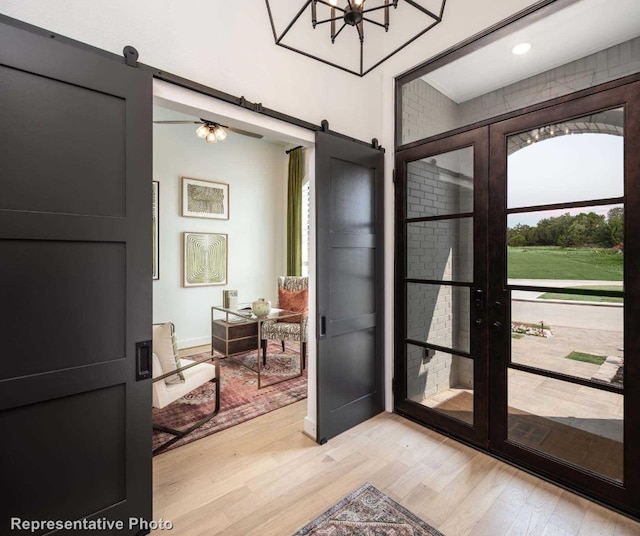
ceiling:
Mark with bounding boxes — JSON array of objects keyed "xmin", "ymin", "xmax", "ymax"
[
  {"xmin": 423, "ymin": 0, "xmax": 640, "ymax": 103},
  {"xmin": 152, "ymin": 105, "xmax": 288, "ymax": 146}
]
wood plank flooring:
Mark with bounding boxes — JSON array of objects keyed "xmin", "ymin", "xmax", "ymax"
[{"xmin": 152, "ymin": 401, "xmax": 640, "ymax": 535}]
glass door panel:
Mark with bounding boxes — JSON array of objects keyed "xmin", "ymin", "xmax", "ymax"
[
  {"xmin": 507, "ymin": 369, "xmax": 623, "ymax": 482},
  {"xmin": 396, "ymin": 128, "xmax": 488, "ymax": 447},
  {"xmin": 489, "ymin": 81, "xmax": 640, "ymax": 514},
  {"xmin": 502, "ymin": 107, "xmax": 625, "ymax": 479}
]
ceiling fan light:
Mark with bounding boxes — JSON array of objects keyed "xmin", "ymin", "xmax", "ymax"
[
  {"xmin": 213, "ymin": 125, "xmax": 227, "ymax": 141},
  {"xmin": 205, "ymin": 132, "xmax": 218, "ymax": 143},
  {"xmin": 196, "ymin": 124, "xmax": 210, "ymax": 139}
]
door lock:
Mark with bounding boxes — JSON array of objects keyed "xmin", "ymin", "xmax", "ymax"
[{"xmin": 474, "ymin": 289, "xmax": 485, "ymax": 310}]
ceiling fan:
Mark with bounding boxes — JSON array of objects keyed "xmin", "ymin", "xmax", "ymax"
[{"xmin": 153, "ymin": 118, "xmax": 263, "ymax": 143}]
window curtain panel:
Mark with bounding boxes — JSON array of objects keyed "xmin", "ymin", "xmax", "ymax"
[{"xmin": 287, "ymin": 147, "xmax": 304, "ymax": 276}]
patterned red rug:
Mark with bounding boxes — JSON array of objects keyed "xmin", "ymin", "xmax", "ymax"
[{"xmin": 152, "ymin": 340, "xmax": 307, "ymax": 454}]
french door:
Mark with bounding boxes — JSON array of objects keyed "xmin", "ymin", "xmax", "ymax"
[
  {"xmin": 395, "ymin": 127, "xmax": 490, "ymax": 447},
  {"xmin": 395, "ymin": 79, "xmax": 640, "ymax": 516}
]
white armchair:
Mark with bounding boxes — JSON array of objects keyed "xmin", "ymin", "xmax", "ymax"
[{"xmin": 152, "ymin": 323, "xmax": 220, "ymax": 454}]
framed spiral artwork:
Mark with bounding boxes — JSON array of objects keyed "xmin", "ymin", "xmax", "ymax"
[
  {"xmin": 183, "ymin": 232, "xmax": 228, "ymax": 287},
  {"xmin": 182, "ymin": 177, "xmax": 229, "ymax": 220}
]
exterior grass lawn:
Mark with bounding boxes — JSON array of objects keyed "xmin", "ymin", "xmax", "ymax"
[
  {"xmin": 539, "ymin": 285, "xmax": 623, "ymax": 303},
  {"xmin": 508, "ymin": 247, "xmax": 623, "ymax": 281},
  {"xmin": 565, "ymin": 351, "xmax": 607, "ymax": 365}
]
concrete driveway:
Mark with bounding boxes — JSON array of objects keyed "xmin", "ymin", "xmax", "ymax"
[{"xmin": 509, "ymin": 279, "xmax": 622, "ymax": 332}]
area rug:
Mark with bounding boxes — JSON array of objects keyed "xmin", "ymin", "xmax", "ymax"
[
  {"xmin": 292, "ymin": 483, "xmax": 443, "ymax": 536},
  {"xmin": 152, "ymin": 340, "xmax": 306, "ymax": 454}
]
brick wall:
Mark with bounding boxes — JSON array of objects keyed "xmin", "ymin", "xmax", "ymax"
[
  {"xmin": 459, "ymin": 37, "xmax": 640, "ymax": 125},
  {"xmin": 405, "ymin": 157, "xmax": 473, "ymax": 401},
  {"xmin": 400, "ymin": 37, "xmax": 640, "ymax": 145}
]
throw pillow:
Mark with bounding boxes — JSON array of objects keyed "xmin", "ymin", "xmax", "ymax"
[
  {"xmin": 152, "ymin": 323, "xmax": 185, "ymax": 385},
  {"xmin": 277, "ymin": 287, "xmax": 308, "ymax": 323}
]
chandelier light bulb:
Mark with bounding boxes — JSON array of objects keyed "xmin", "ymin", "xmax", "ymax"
[
  {"xmin": 213, "ymin": 125, "xmax": 227, "ymax": 141},
  {"xmin": 196, "ymin": 124, "xmax": 210, "ymax": 139},
  {"xmin": 354, "ymin": 0, "xmax": 364, "ymax": 5},
  {"xmin": 205, "ymin": 132, "xmax": 218, "ymax": 144}
]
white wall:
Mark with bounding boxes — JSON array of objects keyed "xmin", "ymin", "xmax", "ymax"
[{"xmin": 153, "ymin": 118, "xmax": 287, "ymax": 348}]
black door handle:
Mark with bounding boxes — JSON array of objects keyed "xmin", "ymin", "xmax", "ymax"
[
  {"xmin": 319, "ymin": 316, "xmax": 327, "ymax": 338},
  {"xmin": 492, "ymin": 321, "xmax": 502, "ymax": 330},
  {"xmin": 136, "ymin": 340, "xmax": 152, "ymax": 381}
]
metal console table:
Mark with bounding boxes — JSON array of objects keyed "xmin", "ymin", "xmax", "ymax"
[{"xmin": 211, "ymin": 305, "xmax": 304, "ymax": 388}]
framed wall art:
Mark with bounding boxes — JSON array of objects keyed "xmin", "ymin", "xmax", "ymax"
[
  {"xmin": 183, "ymin": 232, "xmax": 228, "ymax": 287},
  {"xmin": 152, "ymin": 180, "xmax": 159, "ymax": 280},
  {"xmin": 182, "ymin": 177, "xmax": 229, "ymax": 220}
]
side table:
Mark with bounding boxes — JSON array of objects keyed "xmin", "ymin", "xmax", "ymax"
[{"xmin": 211, "ymin": 305, "xmax": 303, "ymax": 388}]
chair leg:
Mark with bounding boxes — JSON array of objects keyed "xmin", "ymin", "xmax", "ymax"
[
  {"xmin": 281, "ymin": 340, "xmax": 285, "ymax": 352},
  {"xmin": 302, "ymin": 342, "xmax": 307, "ymax": 369},
  {"xmin": 152, "ymin": 375, "xmax": 220, "ymax": 456}
]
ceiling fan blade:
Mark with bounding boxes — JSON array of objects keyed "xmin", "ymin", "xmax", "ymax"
[
  {"xmin": 153, "ymin": 120, "xmax": 203, "ymax": 124},
  {"xmin": 226, "ymin": 126, "xmax": 264, "ymax": 139}
]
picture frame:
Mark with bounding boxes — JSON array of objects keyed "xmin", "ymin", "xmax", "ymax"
[
  {"xmin": 183, "ymin": 232, "xmax": 228, "ymax": 287},
  {"xmin": 152, "ymin": 181, "xmax": 159, "ymax": 280},
  {"xmin": 182, "ymin": 177, "xmax": 229, "ymax": 220}
]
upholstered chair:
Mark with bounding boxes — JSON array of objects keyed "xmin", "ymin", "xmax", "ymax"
[
  {"xmin": 261, "ymin": 276, "xmax": 308, "ymax": 368},
  {"xmin": 152, "ymin": 322, "xmax": 220, "ymax": 454}
]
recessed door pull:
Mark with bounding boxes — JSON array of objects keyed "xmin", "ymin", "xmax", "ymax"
[{"xmin": 492, "ymin": 321, "xmax": 502, "ymax": 330}]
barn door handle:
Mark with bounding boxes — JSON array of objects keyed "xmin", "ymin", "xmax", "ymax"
[
  {"xmin": 136, "ymin": 340, "xmax": 152, "ymax": 381},
  {"xmin": 319, "ymin": 316, "xmax": 327, "ymax": 338}
]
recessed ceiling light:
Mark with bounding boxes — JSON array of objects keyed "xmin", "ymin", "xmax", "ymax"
[{"xmin": 512, "ymin": 42, "xmax": 532, "ymax": 56}]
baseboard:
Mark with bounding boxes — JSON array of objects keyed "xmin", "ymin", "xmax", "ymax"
[
  {"xmin": 177, "ymin": 335, "xmax": 210, "ymax": 350},
  {"xmin": 303, "ymin": 416, "xmax": 317, "ymax": 442}
]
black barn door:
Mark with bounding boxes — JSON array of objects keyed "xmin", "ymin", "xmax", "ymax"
[
  {"xmin": 0, "ymin": 19, "xmax": 153, "ymax": 533},
  {"xmin": 316, "ymin": 131, "xmax": 385, "ymax": 443}
]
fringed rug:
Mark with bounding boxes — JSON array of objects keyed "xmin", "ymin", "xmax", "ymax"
[
  {"xmin": 293, "ymin": 483, "xmax": 443, "ymax": 536},
  {"xmin": 152, "ymin": 340, "xmax": 306, "ymax": 454}
]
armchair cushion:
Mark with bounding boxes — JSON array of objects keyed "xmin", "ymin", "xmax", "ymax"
[
  {"xmin": 277, "ymin": 287, "xmax": 308, "ymax": 323},
  {"xmin": 152, "ymin": 358, "xmax": 217, "ymax": 410},
  {"xmin": 152, "ymin": 323, "xmax": 184, "ymax": 385}
]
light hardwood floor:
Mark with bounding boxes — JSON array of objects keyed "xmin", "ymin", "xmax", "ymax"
[{"xmin": 152, "ymin": 401, "xmax": 640, "ymax": 535}]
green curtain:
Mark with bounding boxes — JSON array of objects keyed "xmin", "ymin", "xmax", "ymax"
[{"xmin": 287, "ymin": 147, "xmax": 304, "ymax": 276}]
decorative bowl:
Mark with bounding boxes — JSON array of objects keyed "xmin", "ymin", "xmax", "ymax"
[{"xmin": 251, "ymin": 298, "xmax": 272, "ymax": 317}]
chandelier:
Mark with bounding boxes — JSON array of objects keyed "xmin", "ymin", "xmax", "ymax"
[
  {"xmin": 312, "ymin": 0, "xmax": 398, "ymax": 44},
  {"xmin": 265, "ymin": 1, "xmax": 446, "ymax": 76}
]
